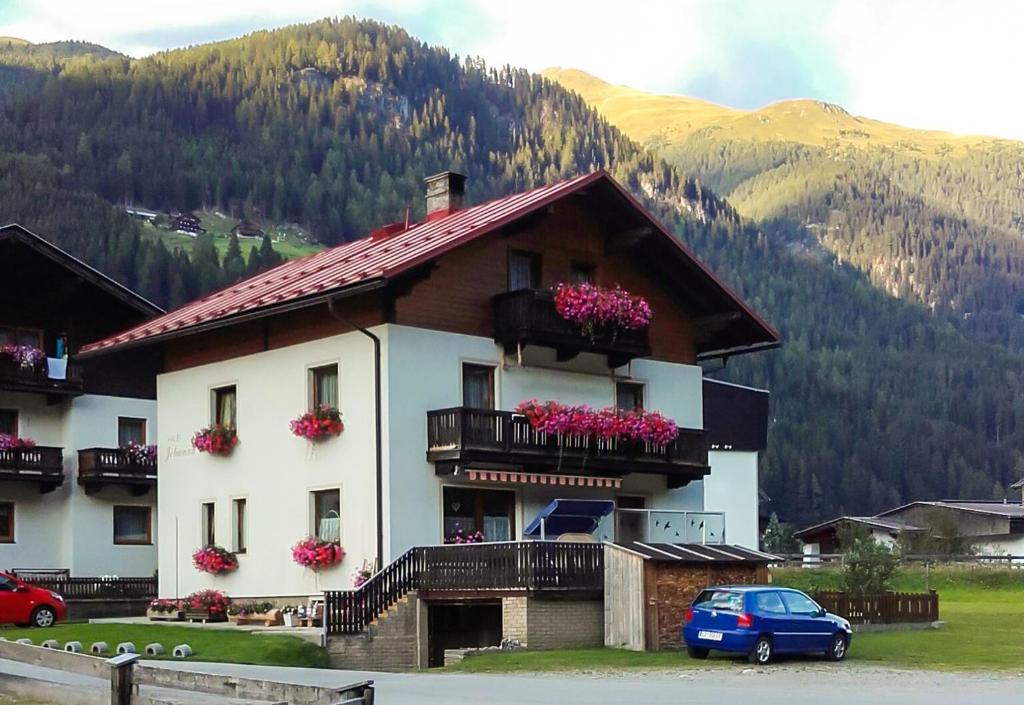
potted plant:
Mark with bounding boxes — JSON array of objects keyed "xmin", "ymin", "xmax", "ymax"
[
  {"xmin": 191, "ymin": 424, "xmax": 239, "ymax": 456},
  {"xmin": 0, "ymin": 343, "xmax": 46, "ymax": 370},
  {"xmin": 0, "ymin": 434, "xmax": 36, "ymax": 451},
  {"xmin": 192, "ymin": 545, "xmax": 239, "ymax": 575},
  {"xmin": 552, "ymin": 282, "xmax": 652, "ymax": 339},
  {"xmin": 291, "ymin": 536, "xmax": 345, "ymax": 570},
  {"xmin": 123, "ymin": 441, "xmax": 157, "ymax": 466},
  {"xmin": 228, "ymin": 601, "xmax": 278, "ymax": 626},
  {"xmin": 183, "ymin": 589, "xmax": 230, "ymax": 623},
  {"xmin": 290, "ymin": 405, "xmax": 344, "ymax": 441},
  {"xmin": 281, "ymin": 605, "xmax": 299, "ymax": 628},
  {"xmin": 146, "ymin": 598, "xmax": 183, "ymax": 622}
]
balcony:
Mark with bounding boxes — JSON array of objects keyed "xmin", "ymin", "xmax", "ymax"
[
  {"xmin": 426, "ymin": 407, "xmax": 709, "ymax": 488},
  {"xmin": 612, "ymin": 508, "xmax": 726, "ymax": 544},
  {"xmin": 78, "ymin": 448, "xmax": 157, "ymax": 495},
  {"xmin": 0, "ymin": 446, "xmax": 64, "ymax": 493},
  {"xmin": 0, "ymin": 358, "xmax": 83, "ymax": 397},
  {"xmin": 493, "ymin": 289, "xmax": 651, "ymax": 367}
]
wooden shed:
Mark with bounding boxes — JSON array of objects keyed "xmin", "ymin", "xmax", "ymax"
[{"xmin": 604, "ymin": 542, "xmax": 776, "ymax": 651}]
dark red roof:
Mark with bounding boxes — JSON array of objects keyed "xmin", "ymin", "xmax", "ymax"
[{"xmin": 81, "ymin": 170, "xmax": 778, "ymax": 357}]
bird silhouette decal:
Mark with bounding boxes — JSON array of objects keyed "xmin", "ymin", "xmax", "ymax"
[{"xmin": 698, "ymin": 521, "xmax": 705, "ymax": 531}]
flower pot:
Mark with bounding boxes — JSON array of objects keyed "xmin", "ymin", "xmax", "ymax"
[
  {"xmin": 283, "ymin": 613, "xmax": 299, "ymax": 628},
  {"xmin": 185, "ymin": 608, "xmax": 227, "ymax": 623},
  {"xmin": 146, "ymin": 609, "xmax": 183, "ymax": 622}
]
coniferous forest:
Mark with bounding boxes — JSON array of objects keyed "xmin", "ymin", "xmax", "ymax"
[{"xmin": 0, "ymin": 18, "xmax": 1022, "ymax": 524}]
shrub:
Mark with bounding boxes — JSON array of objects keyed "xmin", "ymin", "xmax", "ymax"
[{"xmin": 840, "ymin": 533, "xmax": 900, "ymax": 594}]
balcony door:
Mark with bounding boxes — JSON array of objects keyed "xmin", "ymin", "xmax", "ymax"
[
  {"xmin": 615, "ymin": 495, "xmax": 646, "ymax": 543},
  {"xmin": 443, "ymin": 486, "xmax": 515, "ymax": 543}
]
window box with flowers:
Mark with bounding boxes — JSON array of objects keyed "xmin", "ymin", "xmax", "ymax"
[
  {"xmin": 291, "ymin": 536, "xmax": 345, "ymax": 570},
  {"xmin": 0, "ymin": 344, "xmax": 46, "ymax": 371},
  {"xmin": 514, "ymin": 399, "xmax": 680, "ymax": 448},
  {"xmin": 552, "ymin": 283, "xmax": 652, "ymax": 336},
  {"xmin": 183, "ymin": 589, "xmax": 230, "ymax": 623},
  {"xmin": 146, "ymin": 598, "xmax": 183, "ymax": 622},
  {"xmin": 122, "ymin": 442, "xmax": 157, "ymax": 467},
  {"xmin": 192, "ymin": 545, "xmax": 239, "ymax": 575},
  {"xmin": 290, "ymin": 405, "xmax": 344, "ymax": 441},
  {"xmin": 0, "ymin": 434, "xmax": 36, "ymax": 451},
  {"xmin": 192, "ymin": 425, "xmax": 238, "ymax": 456}
]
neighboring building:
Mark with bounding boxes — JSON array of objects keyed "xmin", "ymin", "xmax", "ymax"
[
  {"xmin": 168, "ymin": 213, "xmax": 204, "ymax": 235},
  {"xmin": 124, "ymin": 207, "xmax": 158, "ymax": 223},
  {"xmin": 0, "ymin": 224, "xmax": 162, "ymax": 577},
  {"xmin": 231, "ymin": 219, "xmax": 264, "ymax": 239},
  {"xmin": 82, "ymin": 170, "xmax": 779, "ymax": 607},
  {"xmin": 797, "ymin": 500, "xmax": 1024, "ymax": 559}
]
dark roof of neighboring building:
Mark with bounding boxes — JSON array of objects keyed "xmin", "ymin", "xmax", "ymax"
[
  {"xmin": 1010, "ymin": 478, "xmax": 1024, "ymax": 490},
  {"xmin": 609, "ymin": 541, "xmax": 779, "ymax": 563},
  {"xmin": 794, "ymin": 515, "xmax": 927, "ymax": 539},
  {"xmin": 0, "ymin": 224, "xmax": 163, "ymax": 316},
  {"xmin": 878, "ymin": 501, "xmax": 1024, "ymax": 520},
  {"xmin": 80, "ymin": 170, "xmax": 780, "ymax": 358}
]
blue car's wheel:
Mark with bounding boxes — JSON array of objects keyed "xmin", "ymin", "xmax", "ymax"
[
  {"xmin": 748, "ymin": 635, "xmax": 772, "ymax": 665},
  {"xmin": 826, "ymin": 634, "xmax": 848, "ymax": 661},
  {"xmin": 687, "ymin": 646, "xmax": 709, "ymax": 659}
]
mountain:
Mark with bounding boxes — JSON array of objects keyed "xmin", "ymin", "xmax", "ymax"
[
  {"xmin": 545, "ymin": 68, "xmax": 1024, "ymax": 348},
  {"xmin": 0, "ymin": 19, "xmax": 1021, "ymax": 524}
]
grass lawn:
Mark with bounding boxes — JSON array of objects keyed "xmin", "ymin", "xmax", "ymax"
[
  {"xmin": 0, "ymin": 623, "xmax": 327, "ymax": 668},
  {"xmin": 450, "ymin": 565, "xmax": 1024, "ymax": 674}
]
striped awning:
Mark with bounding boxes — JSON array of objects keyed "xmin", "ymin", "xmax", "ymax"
[
  {"xmin": 612, "ymin": 541, "xmax": 780, "ymax": 563},
  {"xmin": 464, "ymin": 469, "xmax": 622, "ymax": 489}
]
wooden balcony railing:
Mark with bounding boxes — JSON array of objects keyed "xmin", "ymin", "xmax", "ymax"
[
  {"xmin": 78, "ymin": 448, "xmax": 157, "ymax": 494},
  {"xmin": 427, "ymin": 407, "xmax": 709, "ymax": 487},
  {"xmin": 325, "ymin": 542, "xmax": 602, "ymax": 635},
  {"xmin": 0, "ymin": 446, "xmax": 64, "ymax": 492},
  {"xmin": 493, "ymin": 289, "xmax": 651, "ymax": 366},
  {"xmin": 0, "ymin": 358, "xmax": 83, "ymax": 396}
]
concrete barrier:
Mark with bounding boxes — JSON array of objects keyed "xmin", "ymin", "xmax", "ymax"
[
  {"xmin": 14, "ymin": 639, "xmax": 31, "ymax": 646},
  {"xmin": 116, "ymin": 642, "xmax": 137, "ymax": 655},
  {"xmin": 144, "ymin": 643, "xmax": 164, "ymax": 656},
  {"xmin": 64, "ymin": 641, "xmax": 83, "ymax": 653},
  {"xmin": 0, "ymin": 640, "xmax": 109, "ymax": 678},
  {"xmin": 40, "ymin": 640, "xmax": 60, "ymax": 650},
  {"xmin": 171, "ymin": 644, "xmax": 192, "ymax": 658},
  {"xmin": 90, "ymin": 642, "xmax": 109, "ymax": 655}
]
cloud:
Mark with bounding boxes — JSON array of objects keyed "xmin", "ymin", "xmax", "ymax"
[{"xmin": 0, "ymin": 0, "xmax": 1020, "ymax": 139}]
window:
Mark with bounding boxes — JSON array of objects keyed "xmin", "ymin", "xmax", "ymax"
[
  {"xmin": 570, "ymin": 261, "xmax": 595, "ymax": 284},
  {"xmin": 201, "ymin": 502, "xmax": 216, "ymax": 546},
  {"xmin": 311, "ymin": 364, "xmax": 339, "ymax": 408},
  {"xmin": 0, "ymin": 575, "xmax": 15, "ymax": 591},
  {"xmin": 118, "ymin": 417, "xmax": 147, "ymax": 446},
  {"xmin": 232, "ymin": 498, "xmax": 247, "ymax": 554},
  {"xmin": 312, "ymin": 489, "xmax": 341, "ymax": 542},
  {"xmin": 442, "ymin": 487, "xmax": 515, "ymax": 542},
  {"xmin": 693, "ymin": 589, "xmax": 744, "ymax": 613},
  {"xmin": 616, "ymin": 381, "xmax": 645, "ymax": 411},
  {"xmin": 0, "ymin": 502, "xmax": 13, "ymax": 543},
  {"xmin": 0, "ymin": 410, "xmax": 17, "ymax": 437},
  {"xmin": 755, "ymin": 591, "xmax": 788, "ymax": 615},
  {"xmin": 212, "ymin": 385, "xmax": 237, "ymax": 428},
  {"xmin": 0, "ymin": 326, "xmax": 43, "ymax": 349},
  {"xmin": 461, "ymin": 363, "xmax": 495, "ymax": 410},
  {"xmin": 508, "ymin": 250, "xmax": 541, "ymax": 291},
  {"xmin": 113, "ymin": 506, "xmax": 152, "ymax": 545},
  {"xmin": 781, "ymin": 591, "xmax": 822, "ymax": 616}
]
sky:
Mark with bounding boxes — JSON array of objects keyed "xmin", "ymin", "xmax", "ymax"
[{"xmin": 1, "ymin": 0, "xmax": 1021, "ymax": 140}]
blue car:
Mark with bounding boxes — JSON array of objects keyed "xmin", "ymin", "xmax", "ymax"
[{"xmin": 682, "ymin": 586, "xmax": 852, "ymax": 665}]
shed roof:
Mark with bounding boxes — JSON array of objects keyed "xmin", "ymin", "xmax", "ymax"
[
  {"xmin": 794, "ymin": 515, "xmax": 927, "ymax": 539},
  {"xmin": 609, "ymin": 541, "xmax": 778, "ymax": 563},
  {"xmin": 80, "ymin": 170, "xmax": 779, "ymax": 359}
]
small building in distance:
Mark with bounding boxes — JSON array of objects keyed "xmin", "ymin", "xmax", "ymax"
[
  {"xmin": 168, "ymin": 213, "xmax": 205, "ymax": 235},
  {"xmin": 124, "ymin": 207, "xmax": 158, "ymax": 223},
  {"xmin": 232, "ymin": 219, "xmax": 264, "ymax": 239}
]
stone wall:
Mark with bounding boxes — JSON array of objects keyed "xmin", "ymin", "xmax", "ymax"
[
  {"xmin": 501, "ymin": 596, "xmax": 603, "ymax": 650},
  {"xmin": 326, "ymin": 591, "xmax": 427, "ymax": 671},
  {"xmin": 654, "ymin": 564, "xmax": 762, "ymax": 649}
]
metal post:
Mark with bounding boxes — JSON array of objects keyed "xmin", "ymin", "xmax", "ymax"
[
  {"xmin": 540, "ymin": 517, "xmax": 546, "ymax": 541},
  {"xmin": 106, "ymin": 653, "xmax": 139, "ymax": 705}
]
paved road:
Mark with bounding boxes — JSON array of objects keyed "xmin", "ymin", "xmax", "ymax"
[{"xmin": 162, "ymin": 661, "xmax": 1022, "ymax": 705}]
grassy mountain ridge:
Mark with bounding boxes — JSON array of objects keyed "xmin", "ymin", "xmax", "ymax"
[
  {"xmin": 0, "ymin": 20, "xmax": 1021, "ymax": 523},
  {"xmin": 545, "ymin": 68, "xmax": 1024, "ymax": 331}
]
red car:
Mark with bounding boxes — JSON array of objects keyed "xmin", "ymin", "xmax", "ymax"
[{"xmin": 0, "ymin": 572, "xmax": 67, "ymax": 627}]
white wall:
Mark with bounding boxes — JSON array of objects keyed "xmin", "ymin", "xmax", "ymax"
[
  {"xmin": 155, "ymin": 328, "xmax": 379, "ymax": 599},
  {"xmin": 384, "ymin": 325, "xmax": 713, "ymax": 556},
  {"xmin": 704, "ymin": 450, "xmax": 759, "ymax": 549},
  {"xmin": 0, "ymin": 392, "xmax": 158, "ymax": 577}
]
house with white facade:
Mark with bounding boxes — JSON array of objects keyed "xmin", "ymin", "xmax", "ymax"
[
  {"xmin": 0, "ymin": 224, "xmax": 161, "ymax": 578},
  {"xmin": 82, "ymin": 171, "xmax": 779, "ymax": 667}
]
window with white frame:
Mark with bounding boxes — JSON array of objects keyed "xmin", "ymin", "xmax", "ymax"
[
  {"xmin": 201, "ymin": 501, "xmax": 216, "ymax": 546},
  {"xmin": 0, "ymin": 502, "xmax": 13, "ymax": 543},
  {"xmin": 113, "ymin": 506, "xmax": 152, "ymax": 545},
  {"xmin": 310, "ymin": 364, "xmax": 339, "ymax": 408},
  {"xmin": 212, "ymin": 385, "xmax": 237, "ymax": 428},
  {"xmin": 312, "ymin": 489, "xmax": 341, "ymax": 542},
  {"xmin": 232, "ymin": 498, "xmax": 247, "ymax": 554}
]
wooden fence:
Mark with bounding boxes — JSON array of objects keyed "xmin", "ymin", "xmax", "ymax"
[
  {"xmin": 9, "ymin": 574, "xmax": 157, "ymax": 600},
  {"xmin": 778, "ymin": 553, "xmax": 1024, "ymax": 567},
  {"xmin": 813, "ymin": 591, "xmax": 939, "ymax": 624}
]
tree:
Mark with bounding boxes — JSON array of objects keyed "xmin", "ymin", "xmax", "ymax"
[
  {"xmin": 839, "ymin": 532, "xmax": 900, "ymax": 594},
  {"xmin": 223, "ymin": 233, "xmax": 245, "ymax": 283},
  {"xmin": 761, "ymin": 513, "xmax": 800, "ymax": 554}
]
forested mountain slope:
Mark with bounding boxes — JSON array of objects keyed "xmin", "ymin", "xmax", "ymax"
[
  {"xmin": 545, "ymin": 68, "xmax": 1024, "ymax": 349},
  {"xmin": 0, "ymin": 20, "xmax": 1021, "ymax": 523}
]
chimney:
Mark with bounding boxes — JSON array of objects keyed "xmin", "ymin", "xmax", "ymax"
[{"xmin": 424, "ymin": 171, "xmax": 466, "ymax": 220}]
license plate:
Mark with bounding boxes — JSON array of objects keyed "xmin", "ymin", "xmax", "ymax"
[{"xmin": 697, "ymin": 630, "xmax": 723, "ymax": 642}]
